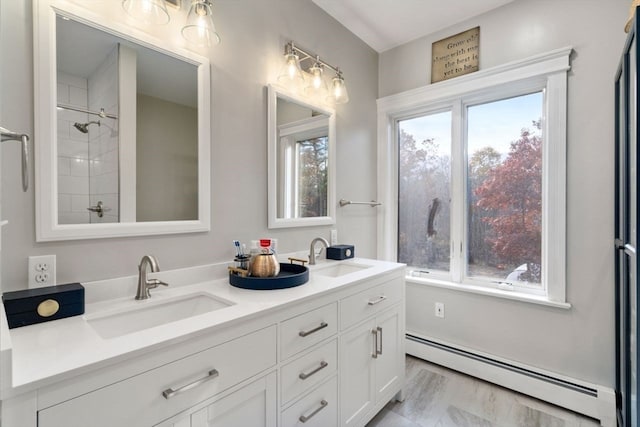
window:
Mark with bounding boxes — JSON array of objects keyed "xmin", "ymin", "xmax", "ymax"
[
  {"xmin": 296, "ymin": 136, "xmax": 328, "ymax": 218},
  {"xmin": 378, "ymin": 48, "xmax": 570, "ymax": 305},
  {"xmin": 277, "ymin": 115, "xmax": 329, "ymax": 219}
]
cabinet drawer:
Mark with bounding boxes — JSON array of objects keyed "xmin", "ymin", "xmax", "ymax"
[
  {"xmin": 340, "ymin": 278, "xmax": 402, "ymax": 330},
  {"xmin": 281, "ymin": 339, "xmax": 337, "ymax": 405},
  {"xmin": 38, "ymin": 326, "xmax": 277, "ymax": 427},
  {"xmin": 281, "ymin": 376, "xmax": 337, "ymax": 427},
  {"xmin": 280, "ymin": 303, "xmax": 337, "ymax": 360}
]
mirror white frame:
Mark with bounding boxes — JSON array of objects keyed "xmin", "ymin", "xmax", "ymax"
[
  {"xmin": 267, "ymin": 85, "xmax": 336, "ymax": 228},
  {"xmin": 34, "ymin": 0, "xmax": 211, "ymax": 241}
]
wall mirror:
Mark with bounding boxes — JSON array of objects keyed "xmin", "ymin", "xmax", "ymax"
[
  {"xmin": 267, "ymin": 85, "xmax": 336, "ymax": 228},
  {"xmin": 34, "ymin": 0, "xmax": 210, "ymax": 241}
]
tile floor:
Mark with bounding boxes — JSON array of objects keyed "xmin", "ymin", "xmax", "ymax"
[{"xmin": 366, "ymin": 355, "xmax": 601, "ymax": 427}]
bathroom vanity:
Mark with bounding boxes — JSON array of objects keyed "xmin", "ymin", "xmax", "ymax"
[{"xmin": 0, "ymin": 257, "xmax": 405, "ymax": 427}]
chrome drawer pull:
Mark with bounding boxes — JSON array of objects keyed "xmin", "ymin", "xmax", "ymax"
[
  {"xmin": 299, "ymin": 361, "xmax": 329, "ymax": 380},
  {"xmin": 376, "ymin": 326, "xmax": 383, "ymax": 356},
  {"xmin": 162, "ymin": 369, "xmax": 219, "ymax": 399},
  {"xmin": 367, "ymin": 295, "xmax": 387, "ymax": 305},
  {"xmin": 299, "ymin": 399, "xmax": 328, "ymax": 423},
  {"xmin": 372, "ymin": 329, "xmax": 378, "ymax": 359},
  {"xmin": 299, "ymin": 322, "xmax": 328, "ymax": 337}
]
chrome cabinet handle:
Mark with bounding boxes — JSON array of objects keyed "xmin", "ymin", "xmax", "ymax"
[
  {"xmin": 299, "ymin": 400, "xmax": 328, "ymax": 423},
  {"xmin": 299, "ymin": 361, "xmax": 328, "ymax": 380},
  {"xmin": 162, "ymin": 369, "xmax": 219, "ymax": 399},
  {"xmin": 376, "ymin": 326, "xmax": 383, "ymax": 356},
  {"xmin": 299, "ymin": 322, "xmax": 328, "ymax": 337},
  {"xmin": 372, "ymin": 329, "xmax": 378, "ymax": 359},
  {"xmin": 368, "ymin": 295, "xmax": 387, "ymax": 306}
]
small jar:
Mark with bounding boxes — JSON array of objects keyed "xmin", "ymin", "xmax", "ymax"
[{"xmin": 234, "ymin": 255, "xmax": 251, "ymax": 270}]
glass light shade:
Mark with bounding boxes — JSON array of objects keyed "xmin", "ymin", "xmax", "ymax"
[
  {"xmin": 182, "ymin": 0, "xmax": 221, "ymax": 47},
  {"xmin": 303, "ymin": 64, "xmax": 329, "ymax": 97},
  {"xmin": 277, "ymin": 52, "xmax": 305, "ymax": 90},
  {"xmin": 122, "ymin": 0, "xmax": 170, "ymax": 25},
  {"xmin": 327, "ymin": 74, "xmax": 349, "ymax": 104}
]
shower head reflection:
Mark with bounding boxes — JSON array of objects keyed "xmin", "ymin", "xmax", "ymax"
[{"xmin": 73, "ymin": 120, "xmax": 101, "ymax": 134}]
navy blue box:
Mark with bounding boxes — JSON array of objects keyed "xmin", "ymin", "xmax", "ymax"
[
  {"xmin": 2, "ymin": 283, "xmax": 84, "ymax": 329},
  {"xmin": 326, "ymin": 245, "xmax": 355, "ymax": 260}
]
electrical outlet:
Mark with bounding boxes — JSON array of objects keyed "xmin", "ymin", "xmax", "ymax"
[
  {"xmin": 435, "ymin": 302, "xmax": 445, "ymax": 318},
  {"xmin": 28, "ymin": 255, "xmax": 56, "ymax": 289},
  {"xmin": 330, "ymin": 229, "xmax": 338, "ymax": 246}
]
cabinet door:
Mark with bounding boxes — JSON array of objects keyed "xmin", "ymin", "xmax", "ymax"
[
  {"xmin": 340, "ymin": 319, "xmax": 375, "ymax": 426},
  {"xmin": 374, "ymin": 306, "xmax": 401, "ymax": 401},
  {"xmin": 190, "ymin": 373, "xmax": 276, "ymax": 427}
]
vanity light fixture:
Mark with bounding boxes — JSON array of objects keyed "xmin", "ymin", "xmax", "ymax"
[
  {"xmin": 277, "ymin": 42, "xmax": 306, "ymax": 90},
  {"xmin": 122, "ymin": 0, "xmax": 170, "ymax": 25},
  {"xmin": 182, "ymin": 0, "xmax": 221, "ymax": 47},
  {"xmin": 277, "ymin": 41, "xmax": 349, "ymax": 104}
]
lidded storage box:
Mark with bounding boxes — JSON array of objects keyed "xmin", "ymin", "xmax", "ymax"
[
  {"xmin": 2, "ymin": 283, "xmax": 85, "ymax": 329},
  {"xmin": 326, "ymin": 245, "xmax": 355, "ymax": 260}
]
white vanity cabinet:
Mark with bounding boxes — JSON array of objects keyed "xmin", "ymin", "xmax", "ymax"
[
  {"xmin": 339, "ymin": 278, "xmax": 404, "ymax": 427},
  {"xmin": 279, "ymin": 303, "xmax": 339, "ymax": 426},
  {"xmin": 159, "ymin": 372, "xmax": 277, "ymax": 427},
  {"xmin": 0, "ymin": 260, "xmax": 405, "ymax": 427},
  {"xmin": 37, "ymin": 326, "xmax": 278, "ymax": 427}
]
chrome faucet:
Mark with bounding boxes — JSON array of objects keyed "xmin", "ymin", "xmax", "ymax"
[
  {"xmin": 309, "ymin": 237, "xmax": 330, "ymax": 265},
  {"xmin": 135, "ymin": 255, "xmax": 169, "ymax": 300}
]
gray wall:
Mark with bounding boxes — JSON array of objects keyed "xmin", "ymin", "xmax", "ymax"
[
  {"xmin": 136, "ymin": 94, "xmax": 198, "ymax": 222},
  {"xmin": 0, "ymin": 1, "xmax": 378, "ymax": 290},
  {"xmin": 379, "ymin": 0, "xmax": 628, "ymax": 387}
]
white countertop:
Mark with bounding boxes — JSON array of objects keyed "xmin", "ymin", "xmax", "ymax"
[{"xmin": 0, "ymin": 257, "xmax": 404, "ymax": 398}]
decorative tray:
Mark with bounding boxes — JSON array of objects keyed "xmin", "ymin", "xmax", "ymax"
[{"xmin": 229, "ymin": 263, "xmax": 309, "ymax": 290}]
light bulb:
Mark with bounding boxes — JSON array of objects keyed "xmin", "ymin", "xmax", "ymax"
[
  {"xmin": 278, "ymin": 50, "xmax": 305, "ymax": 89},
  {"xmin": 287, "ymin": 55, "xmax": 299, "ymax": 79},
  {"xmin": 311, "ymin": 67, "xmax": 323, "ymax": 89}
]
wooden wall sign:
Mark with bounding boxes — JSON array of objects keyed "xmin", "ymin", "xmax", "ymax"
[{"xmin": 431, "ymin": 27, "xmax": 480, "ymax": 83}]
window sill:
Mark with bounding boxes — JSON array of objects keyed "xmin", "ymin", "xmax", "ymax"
[{"xmin": 405, "ymin": 276, "xmax": 572, "ymax": 310}]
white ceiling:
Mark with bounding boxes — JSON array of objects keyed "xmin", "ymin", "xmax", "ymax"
[{"xmin": 311, "ymin": 0, "xmax": 515, "ymax": 53}]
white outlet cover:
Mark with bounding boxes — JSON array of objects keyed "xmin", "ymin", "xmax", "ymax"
[
  {"xmin": 28, "ymin": 255, "xmax": 56, "ymax": 288},
  {"xmin": 435, "ymin": 302, "xmax": 445, "ymax": 318}
]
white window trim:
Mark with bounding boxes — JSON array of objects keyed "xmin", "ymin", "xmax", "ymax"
[{"xmin": 377, "ymin": 47, "xmax": 572, "ymax": 307}]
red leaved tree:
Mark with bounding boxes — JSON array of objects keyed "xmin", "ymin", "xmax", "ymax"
[{"xmin": 475, "ymin": 122, "xmax": 542, "ymax": 282}]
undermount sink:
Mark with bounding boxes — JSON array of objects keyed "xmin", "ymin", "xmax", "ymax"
[
  {"xmin": 314, "ymin": 262, "xmax": 372, "ymax": 277},
  {"xmin": 87, "ymin": 293, "xmax": 233, "ymax": 339}
]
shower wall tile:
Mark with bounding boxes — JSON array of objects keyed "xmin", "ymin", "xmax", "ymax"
[
  {"xmin": 71, "ymin": 194, "xmax": 90, "ymax": 213},
  {"xmin": 59, "ymin": 212, "xmax": 90, "ymax": 225},
  {"xmin": 69, "ymin": 86, "xmax": 88, "ymax": 108},
  {"xmin": 58, "ymin": 140, "xmax": 89, "ymax": 160},
  {"xmin": 58, "ymin": 157, "xmax": 70, "ymax": 176},
  {"xmin": 57, "ymin": 71, "xmax": 90, "ymax": 224},
  {"xmin": 69, "ymin": 158, "xmax": 89, "ymax": 177},
  {"xmin": 88, "ymin": 45, "xmax": 119, "ymax": 222},
  {"xmin": 58, "ymin": 194, "xmax": 71, "ymax": 212},
  {"xmin": 58, "ymin": 72, "xmax": 87, "ymax": 90},
  {"xmin": 59, "ymin": 175, "xmax": 89, "ymax": 195},
  {"xmin": 57, "ymin": 83, "xmax": 69, "ymax": 104}
]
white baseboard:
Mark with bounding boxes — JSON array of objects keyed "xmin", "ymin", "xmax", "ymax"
[{"xmin": 405, "ymin": 333, "xmax": 616, "ymax": 427}]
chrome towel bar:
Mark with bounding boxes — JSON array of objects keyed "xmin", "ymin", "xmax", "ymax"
[
  {"xmin": 339, "ymin": 199, "xmax": 381, "ymax": 207},
  {"xmin": 0, "ymin": 126, "xmax": 29, "ymax": 191}
]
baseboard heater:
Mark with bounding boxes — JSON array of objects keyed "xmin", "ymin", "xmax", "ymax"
[{"xmin": 405, "ymin": 333, "xmax": 616, "ymax": 427}]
